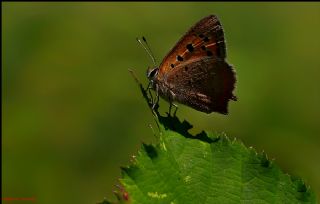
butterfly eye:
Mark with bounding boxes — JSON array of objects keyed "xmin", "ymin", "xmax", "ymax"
[{"xmin": 147, "ymin": 67, "xmax": 159, "ymax": 79}]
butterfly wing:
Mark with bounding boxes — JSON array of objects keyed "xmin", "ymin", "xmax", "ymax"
[
  {"xmin": 155, "ymin": 14, "xmax": 236, "ymax": 114},
  {"xmin": 157, "ymin": 15, "xmax": 226, "ymax": 78},
  {"xmin": 165, "ymin": 57, "xmax": 236, "ymax": 114}
]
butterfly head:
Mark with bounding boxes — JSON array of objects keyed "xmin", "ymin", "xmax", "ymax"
[
  {"xmin": 146, "ymin": 66, "xmax": 159, "ymax": 89},
  {"xmin": 146, "ymin": 66, "xmax": 159, "ymax": 80}
]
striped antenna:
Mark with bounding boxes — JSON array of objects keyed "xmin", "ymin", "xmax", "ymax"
[{"xmin": 136, "ymin": 36, "xmax": 157, "ymax": 66}]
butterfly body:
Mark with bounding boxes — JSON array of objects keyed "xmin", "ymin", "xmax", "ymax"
[{"xmin": 146, "ymin": 15, "xmax": 237, "ymax": 114}]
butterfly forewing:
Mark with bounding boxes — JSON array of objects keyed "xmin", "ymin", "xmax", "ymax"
[{"xmin": 157, "ymin": 15, "xmax": 226, "ymax": 78}]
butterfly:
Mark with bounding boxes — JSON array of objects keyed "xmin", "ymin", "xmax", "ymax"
[{"xmin": 140, "ymin": 15, "xmax": 237, "ymax": 115}]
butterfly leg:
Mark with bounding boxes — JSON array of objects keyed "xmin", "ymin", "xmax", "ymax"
[
  {"xmin": 172, "ymin": 103, "xmax": 178, "ymax": 116},
  {"xmin": 146, "ymin": 81, "xmax": 154, "ymax": 105},
  {"xmin": 152, "ymin": 84, "xmax": 160, "ymax": 110},
  {"xmin": 144, "ymin": 82, "xmax": 160, "ymax": 117},
  {"xmin": 168, "ymin": 102, "xmax": 178, "ymax": 117}
]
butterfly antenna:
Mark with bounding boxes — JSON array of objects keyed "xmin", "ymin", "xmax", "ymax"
[
  {"xmin": 142, "ymin": 36, "xmax": 157, "ymax": 65},
  {"xmin": 136, "ymin": 37, "xmax": 157, "ymax": 66}
]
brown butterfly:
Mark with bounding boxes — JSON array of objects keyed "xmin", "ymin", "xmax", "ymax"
[{"xmin": 141, "ymin": 15, "xmax": 237, "ymax": 114}]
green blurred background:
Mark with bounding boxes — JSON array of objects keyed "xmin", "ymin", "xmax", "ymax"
[{"xmin": 2, "ymin": 2, "xmax": 320, "ymax": 203}]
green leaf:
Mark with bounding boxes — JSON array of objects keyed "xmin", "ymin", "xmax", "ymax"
[
  {"xmin": 103, "ymin": 115, "xmax": 316, "ymax": 204},
  {"xmin": 101, "ymin": 73, "xmax": 316, "ymax": 203}
]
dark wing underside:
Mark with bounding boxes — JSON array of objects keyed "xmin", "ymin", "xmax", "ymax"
[{"xmin": 165, "ymin": 57, "xmax": 236, "ymax": 114}]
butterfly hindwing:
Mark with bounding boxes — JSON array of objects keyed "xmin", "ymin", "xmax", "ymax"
[{"xmin": 165, "ymin": 57, "xmax": 236, "ymax": 114}]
